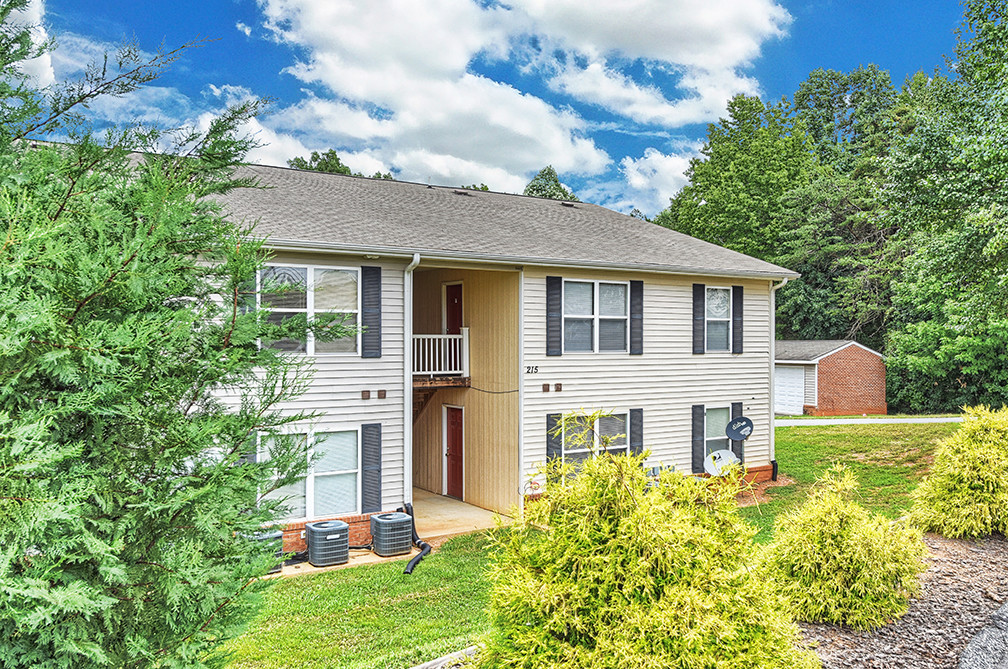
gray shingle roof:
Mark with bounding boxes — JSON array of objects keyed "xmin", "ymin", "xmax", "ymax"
[
  {"xmin": 214, "ymin": 164, "xmax": 799, "ymax": 280},
  {"xmin": 775, "ymin": 340, "xmax": 872, "ymax": 362}
]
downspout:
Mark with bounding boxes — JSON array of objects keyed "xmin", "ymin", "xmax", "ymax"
[
  {"xmin": 768, "ymin": 277, "xmax": 789, "ymax": 481},
  {"xmin": 403, "ymin": 253, "xmax": 420, "ymax": 506}
]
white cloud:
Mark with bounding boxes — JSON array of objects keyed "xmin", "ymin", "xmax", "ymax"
[
  {"xmin": 253, "ymin": 0, "xmax": 610, "ymax": 186},
  {"xmin": 509, "ymin": 0, "xmax": 790, "ymax": 70},
  {"xmin": 550, "ymin": 60, "xmax": 760, "ymax": 127},
  {"xmin": 34, "ymin": 0, "xmax": 791, "ymax": 207},
  {"xmin": 614, "ymin": 145, "xmax": 700, "ymax": 214},
  {"xmin": 9, "ymin": 0, "xmax": 55, "ymax": 87}
]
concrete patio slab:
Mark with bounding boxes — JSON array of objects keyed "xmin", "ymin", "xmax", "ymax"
[
  {"xmin": 270, "ymin": 488, "xmax": 508, "ymax": 578},
  {"xmin": 412, "ymin": 487, "xmax": 511, "ymax": 540}
]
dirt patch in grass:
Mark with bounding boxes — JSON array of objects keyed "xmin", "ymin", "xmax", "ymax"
[{"xmin": 737, "ymin": 474, "xmax": 797, "ymax": 508}]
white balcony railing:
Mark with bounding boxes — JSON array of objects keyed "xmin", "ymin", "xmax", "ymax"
[{"xmin": 412, "ymin": 328, "xmax": 470, "ymax": 376}]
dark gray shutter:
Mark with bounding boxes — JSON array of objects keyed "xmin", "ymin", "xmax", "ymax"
[
  {"xmin": 692, "ymin": 283, "xmax": 705, "ymax": 355},
  {"xmin": 629, "ymin": 408, "xmax": 643, "ymax": 456},
  {"xmin": 361, "ymin": 266, "xmax": 382, "ymax": 358},
  {"xmin": 361, "ymin": 423, "xmax": 382, "ymax": 513},
  {"xmin": 546, "ymin": 276, "xmax": 562, "ymax": 356},
  {"xmin": 731, "ymin": 285, "xmax": 743, "ymax": 354},
  {"xmin": 730, "ymin": 402, "xmax": 744, "ymax": 462},
  {"xmin": 546, "ymin": 413, "xmax": 562, "ymax": 461},
  {"xmin": 691, "ymin": 404, "xmax": 705, "ymax": 474},
  {"xmin": 629, "ymin": 280, "xmax": 643, "ymax": 355}
]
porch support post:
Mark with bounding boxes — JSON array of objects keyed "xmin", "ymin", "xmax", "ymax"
[{"xmin": 460, "ymin": 327, "xmax": 470, "ymax": 377}]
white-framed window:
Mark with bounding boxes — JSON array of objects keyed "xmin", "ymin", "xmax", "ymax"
[
  {"xmin": 259, "ymin": 264, "xmax": 359, "ymax": 354},
  {"xmin": 705, "ymin": 406, "xmax": 731, "ymax": 455},
  {"xmin": 705, "ymin": 286, "xmax": 731, "ymax": 352},
  {"xmin": 261, "ymin": 429, "xmax": 361, "ymax": 522},
  {"xmin": 562, "ymin": 411, "xmax": 629, "ymax": 465},
  {"xmin": 563, "ymin": 280, "xmax": 629, "ymax": 353}
]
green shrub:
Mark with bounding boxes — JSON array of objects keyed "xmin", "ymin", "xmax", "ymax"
[
  {"xmin": 478, "ymin": 414, "xmax": 818, "ymax": 669},
  {"xmin": 910, "ymin": 405, "xmax": 1008, "ymax": 538},
  {"xmin": 762, "ymin": 465, "xmax": 927, "ymax": 630}
]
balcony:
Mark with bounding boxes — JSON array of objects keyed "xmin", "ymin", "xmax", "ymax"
[{"xmin": 412, "ymin": 328, "xmax": 470, "ymax": 387}]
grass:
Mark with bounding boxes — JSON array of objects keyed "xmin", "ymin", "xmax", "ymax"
[
  {"xmin": 223, "ymin": 421, "xmax": 963, "ymax": 667},
  {"xmin": 220, "ymin": 532, "xmax": 494, "ymax": 669},
  {"xmin": 740, "ymin": 422, "xmax": 960, "ymax": 542}
]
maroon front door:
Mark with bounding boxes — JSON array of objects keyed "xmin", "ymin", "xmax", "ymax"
[
  {"xmin": 446, "ymin": 407, "xmax": 463, "ymax": 499},
  {"xmin": 445, "ymin": 284, "xmax": 463, "ymax": 335}
]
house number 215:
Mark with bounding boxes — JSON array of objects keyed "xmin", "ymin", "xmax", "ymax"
[{"xmin": 525, "ymin": 366, "xmax": 539, "ymax": 374}]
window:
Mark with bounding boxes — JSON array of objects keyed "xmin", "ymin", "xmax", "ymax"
[
  {"xmin": 562, "ymin": 412, "xmax": 628, "ymax": 465},
  {"xmin": 261, "ymin": 430, "xmax": 361, "ymax": 521},
  {"xmin": 563, "ymin": 280, "xmax": 628, "ymax": 352},
  {"xmin": 260, "ymin": 264, "xmax": 359, "ymax": 354},
  {"xmin": 705, "ymin": 407, "xmax": 731, "ymax": 455},
  {"xmin": 705, "ymin": 287, "xmax": 730, "ymax": 352}
]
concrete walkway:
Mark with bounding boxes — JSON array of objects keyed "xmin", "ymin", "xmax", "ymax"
[{"xmin": 776, "ymin": 416, "xmax": 962, "ymax": 426}]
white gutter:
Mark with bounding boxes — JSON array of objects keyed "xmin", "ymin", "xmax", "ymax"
[
  {"xmin": 403, "ymin": 253, "xmax": 420, "ymax": 506},
  {"xmin": 768, "ymin": 277, "xmax": 789, "ymax": 475}
]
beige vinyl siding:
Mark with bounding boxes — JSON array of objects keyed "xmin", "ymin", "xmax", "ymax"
[
  {"xmin": 261, "ymin": 251, "xmax": 407, "ymax": 514},
  {"xmin": 804, "ymin": 364, "xmax": 817, "ymax": 406},
  {"xmin": 522, "ymin": 267, "xmax": 774, "ymax": 481},
  {"xmin": 412, "ymin": 267, "xmax": 521, "ymax": 514}
]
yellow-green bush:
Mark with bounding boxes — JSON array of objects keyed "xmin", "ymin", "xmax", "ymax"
[
  {"xmin": 478, "ymin": 430, "xmax": 819, "ymax": 669},
  {"xmin": 910, "ymin": 405, "xmax": 1008, "ymax": 538},
  {"xmin": 762, "ymin": 465, "xmax": 927, "ymax": 630}
]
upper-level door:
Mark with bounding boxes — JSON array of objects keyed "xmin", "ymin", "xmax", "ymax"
[{"xmin": 444, "ymin": 283, "xmax": 463, "ymax": 335}]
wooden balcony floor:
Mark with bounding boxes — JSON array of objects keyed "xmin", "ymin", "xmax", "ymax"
[{"xmin": 412, "ymin": 375, "xmax": 471, "ymax": 389}]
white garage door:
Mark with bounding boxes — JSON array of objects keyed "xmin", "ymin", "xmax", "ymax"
[{"xmin": 775, "ymin": 365, "xmax": 805, "ymax": 415}]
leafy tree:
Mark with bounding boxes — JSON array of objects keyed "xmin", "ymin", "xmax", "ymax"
[
  {"xmin": 461, "ymin": 182, "xmax": 490, "ymax": 191},
  {"xmin": 774, "ymin": 169, "xmax": 893, "ymax": 349},
  {"xmin": 287, "ymin": 148, "xmax": 352, "ymax": 175},
  {"xmin": 882, "ymin": 0, "xmax": 1008, "ymax": 411},
  {"xmin": 654, "ymin": 95, "xmax": 815, "ymax": 261},
  {"xmin": 0, "ymin": 4, "xmax": 346, "ymax": 666},
  {"xmin": 793, "ymin": 65, "xmax": 897, "ymax": 175},
  {"xmin": 287, "ymin": 148, "xmax": 393, "ymax": 180},
  {"xmin": 523, "ymin": 165, "xmax": 579, "ymax": 201}
]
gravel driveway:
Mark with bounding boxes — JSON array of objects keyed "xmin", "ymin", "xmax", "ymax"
[{"xmin": 801, "ymin": 535, "xmax": 1008, "ymax": 668}]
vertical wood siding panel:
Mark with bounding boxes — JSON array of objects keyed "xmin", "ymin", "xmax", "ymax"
[{"xmin": 411, "ymin": 267, "xmax": 521, "ymax": 515}]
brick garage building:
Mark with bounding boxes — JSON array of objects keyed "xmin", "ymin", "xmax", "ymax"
[{"xmin": 774, "ymin": 340, "xmax": 887, "ymax": 416}]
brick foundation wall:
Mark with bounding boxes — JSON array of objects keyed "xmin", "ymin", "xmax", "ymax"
[
  {"xmin": 280, "ymin": 511, "xmax": 394, "ymax": 552},
  {"xmin": 745, "ymin": 464, "xmax": 774, "ymax": 483},
  {"xmin": 809, "ymin": 345, "xmax": 887, "ymax": 416}
]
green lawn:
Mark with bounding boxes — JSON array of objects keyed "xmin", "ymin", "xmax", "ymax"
[
  {"xmin": 220, "ymin": 532, "xmax": 494, "ymax": 669},
  {"xmin": 739, "ymin": 422, "xmax": 959, "ymax": 542},
  {"xmin": 224, "ymin": 421, "xmax": 961, "ymax": 667}
]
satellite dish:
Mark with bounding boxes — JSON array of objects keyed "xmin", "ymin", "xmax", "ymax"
[
  {"xmin": 725, "ymin": 416, "xmax": 754, "ymax": 441},
  {"xmin": 704, "ymin": 449, "xmax": 740, "ymax": 476}
]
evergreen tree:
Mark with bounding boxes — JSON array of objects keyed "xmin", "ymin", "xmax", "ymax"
[{"xmin": 0, "ymin": 3, "xmax": 345, "ymax": 665}]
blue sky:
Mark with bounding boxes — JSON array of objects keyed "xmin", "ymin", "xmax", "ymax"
[{"xmin": 20, "ymin": 0, "xmax": 962, "ymax": 215}]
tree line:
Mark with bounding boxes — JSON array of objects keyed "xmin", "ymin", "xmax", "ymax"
[{"xmin": 655, "ymin": 0, "xmax": 1008, "ymax": 413}]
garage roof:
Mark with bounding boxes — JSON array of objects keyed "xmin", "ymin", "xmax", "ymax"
[{"xmin": 775, "ymin": 340, "xmax": 883, "ymax": 363}]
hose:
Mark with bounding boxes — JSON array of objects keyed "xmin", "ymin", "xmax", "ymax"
[{"xmin": 401, "ymin": 503, "xmax": 431, "ymax": 575}]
